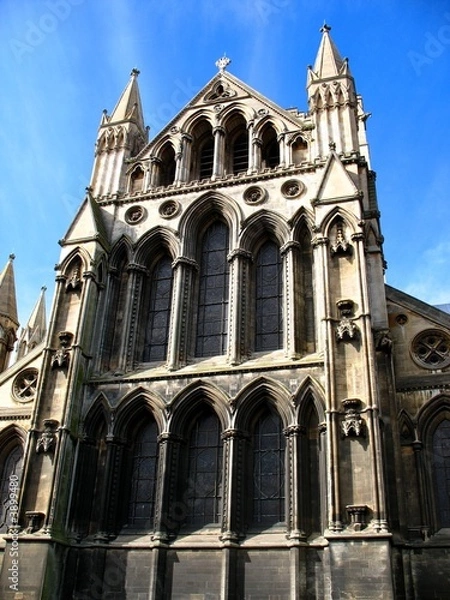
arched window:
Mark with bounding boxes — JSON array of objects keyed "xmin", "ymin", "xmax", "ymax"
[
  {"xmin": 299, "ymin": 229, "xmax": 315, "ymax": 354},
  {"xmin": 126, "ymin": 419, "xmax": 159, "ymax": 530},
  {"xmin": 261, "ymin": 126, "xmax": 279, "ymax": 169},
  {"xmin": 0, "ymin": 444, "xmax": 23, "ymax": 533},
  {"xmin": 300, "ymin": 402, "xmax": 322, "ymax": 536},
  {"xmin": 255, "ymin": 241, "xmax": 283, "ymax": 352},
  {"xmin": 130, "ymin": 166, "xmax": 144, "ymax": 193},
  {"xmin": 292, "ymin": 136, "xmax": 308, "ymax": 165},
  {"xmin": 232, "ymin": 132, "xmax": 248, "ymax": 174},
  {"xmin": 185, "ymin": 408, "xmax": 223, "ymax": 527},
  {"xmin": 196, "ymin": 221, "xmax": 229, "ymax": 357},
  {"xmin": 251, "ymin": 407, "xmax": 285, "ymax": 526},
  {"xmin": 432, "ymin": 418, "xmax": 450, "ymax": 528},
  {"xmin": 199, "ymin": 138, "xmax": 214, "ymax": 180},
  {"xmin": 143, "ymin": 255, "xmax": 173, "ymax": 362},
  {"xmin": 159, "ymin": 144, "xmax": 176, "ymax": 186}
]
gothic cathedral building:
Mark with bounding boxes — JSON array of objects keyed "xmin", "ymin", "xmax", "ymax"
[{"xmin": 0, "ymin": 27, "xmax": 449, "ymax": 599}]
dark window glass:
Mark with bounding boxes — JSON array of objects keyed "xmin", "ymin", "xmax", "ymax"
[
  {"xmin": 233, "ymin": 132, "xmax": 248, "ymax": 174},
  {"xmin": 199, "ymin": 138, "xmax": 214, "ymax": 180},
  {"xmin": 160, "ymin": 145, "xmax": 176, "ymax": 186},
  {"xmin": 252, "ymin": 408, "xmax": 285, "ymax": 525},
  {"xmin": 127, "ymin": 420, "xmax": 159, "ymax": 529},
  {"xmin": 261, "ymin": 127, "xmax": 279, "ymax": 168},
  {"xmin": 0, "ymin": 445, "xmax": 23, "ymax": 533},
  {"xmin": 255, "ymin": 241, "xmax": 283, "ymax": 351},
  {"xmin": 144, "ymin": 256, "xmax": 173, "ymax": 362},
  {"xmin": 432, "ymin": 419, "xmax": 450, "ymax": 528},
  {"xmin": 196, "ymin": 222, "xmax": 229, "ymax": 357},
  {"xmin": 186, "ymin": 410, "xmax": 222, "ymax": 526}
]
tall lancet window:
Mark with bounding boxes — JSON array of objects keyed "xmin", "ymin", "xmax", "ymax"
[
  {"xmin": 195, "ymin": 221, "xmax": 229, "ymax": 357},
  {"xmin": 432, "ymin": 418, "xmax": 450, "ymax": 528},
  {"xmin": 185, "ymin": 408, "xmax": 223, "ymax": 526},
  {"xmin": 252, "ymin": 407, "xmax": 285, "ymax": 526},
  {"xmin": 0, "ymin": 444, "xmax": 23, "ymax": 533},
  {"xmin": 126, "ymin": 419, "xmax": 159, "ymax": 530},
  {"xmin": 143, "ymin": 255, "xmax": 173, "ymax": 362},
  {"xmin": 255, "ymin": 241, "xmax": 283, "ymax": 352}
]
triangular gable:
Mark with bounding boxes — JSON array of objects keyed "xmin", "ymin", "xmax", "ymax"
[
  {"xmin": 314, "ymin": 151, "xmax": 359, "ymax": 203},
  {"xmin": 386, "ymin": 284, "xmax": 450, "ymax": 330},
  {"xmin": 60, "ymin": 193, "xmax": 109, "ymax": 250},
  {"xmin": 135, "ymin": 69, "xmax": 308, "ymax": 158}
]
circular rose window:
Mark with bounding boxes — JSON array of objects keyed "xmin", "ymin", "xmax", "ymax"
[
  {"xmin": 13, "ymin": 368, "xmax": 39, "ymax": 402},
  {"xmin": 412, "ymin": 330, "xmax": 450, "ymax": 369}
]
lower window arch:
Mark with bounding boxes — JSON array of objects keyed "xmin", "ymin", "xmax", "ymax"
[
  {"xmin": 432, "ymin": 418, "xmax": 450, "ymax": 528},
  {"xmin": 251, "ymin": 406, "xmax": 285, "ymax": 526},
  {"xmin": 0, "ymin": 443, "xmax": 24, "ymax": 533}
]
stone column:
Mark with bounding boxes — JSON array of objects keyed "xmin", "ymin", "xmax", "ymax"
[
  {"xmin": 153, "ymin": 432, "xmax": 183, "ymax": 540},
  {"xmin": 281, "ymin": 241, "xmax": 301, "ymax": 360},
  {"xmin": 352, "ymin": 231, "xmax": 389, "ymax": 532},
  {"xmin": 177, "ymin": 133, "xmax": 192, "ymax": 184},
  {"xmin": 149, "ymin": 156, "xmax": 162, "ymax": 187},
  {"xmin": 247, "ymin": 120, "xmax": 254, "ymax": 172},
  {"xmin": 167, "ymin": 257, "xmax": 198, "ymax": 370},
  {"xmin": 227, "ymin": 249, "xmax": 252, "ymax": 365},
  {"xmin": 212, "ymin": 126, "xmax": 225, "ymax": 178},
  {"xmin": 284, "ymin": 425, "xmax": 306, "ymax": 541},
  {"xmin": 122, "ymin": 263, "xmax": 147, "ymax": 372}
]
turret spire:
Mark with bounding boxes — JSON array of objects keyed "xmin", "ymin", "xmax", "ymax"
[
  {"xmin": 108, "ymin": 68, "xmax": 145, "ymax": 131},
  {"xmin": 311, "ymin": 23, "xmax": 348, "ymax": 79},
  {"xmin": 0, "ymin": 254, "xmax": 19, "ymax": 372},
  {"xmin": 0, "ymin": 254, "xmax": 19, "ymax": 326},
  {"xmin": 17, "ymin": 286, "xmax": 47, "ymax": 360}
]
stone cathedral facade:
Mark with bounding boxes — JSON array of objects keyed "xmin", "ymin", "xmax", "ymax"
[{"xmin": 0, "ymin": 26, "xmax": 450, "ymax": 599}]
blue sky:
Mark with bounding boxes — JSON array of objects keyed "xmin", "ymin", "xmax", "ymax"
[{"xmin": 1, "ymin": 0, "xmax": 449, "ymax": 325}]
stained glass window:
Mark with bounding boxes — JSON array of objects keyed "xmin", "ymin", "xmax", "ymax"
[
  {"xmin": 144, "ymin": 255, "xmax": 173, "ymax": 362},
  {"xmin": 0, "ymin": 445, "xmax": 23, "ymax": 533},
  {"xmin": 252, "ymin": 408, "xmax": 285, "ymax": 525},
  {"xmin": 432, "ymin": 419, "xmax": 450, "ymax": 528},
  {"xmin": 196, "ymin": 222, "xmax": 229, "ymax": 357},
  {"xmin": 127, "ymin": 420, "xmax": 159, "ymax": 530},
  {"xmin": 255, "ymin": 241, "xmax": 283, "ymax": 351},
  {"xmin": 186, "ymin": 410, "xmax": 222, "ymax": 526}
]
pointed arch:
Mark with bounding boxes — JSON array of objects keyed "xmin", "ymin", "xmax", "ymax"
[
  {"xmin": 82, "ymin": 394, "xmax": 111, "ymax": 439},
  {"xmin": 129, "ymin": 163, "xmax": 145, "ymax": 193},
  {"xmin": 294, "ymin": 377, "xmax": 326, "ymax": 424},
  {"xmin": 179, "ymin": 191, "xmax": 242, "ymax": 258},
  {"xmin": 260, "ymin": 122, "xmax": 280, "ymax": 169},
  {"xmin": 114, "ymin": 387, "xmax": 167, "ymax": 437},
  {"xmin": 189, "ymin": 118, "xmax": 215, "ymax": 181},
  {"xmin": 319, "ymin": 207, "xmax": 359, "ymax": 238},
  {"xmin": 59, "ymin": 246, "xmax": 91, "ymax": 277},
  {"xmin": 235, "ymin": 376, "xmax": 293, "ymax": 431},
  {"xmin": 157, "ymin": 141, "xmax": 176, "ymax": 187},
  {"xmin": 240, "ymin": 210, "xmax": 290, "ymax": 253},
  {"xmin": 397, "ymin": 409, "xmax": 415, "ymax": 444},
  {"xmin": 290, "ymin": 134, "xmax": 309, "ymax": 165},
  {"xmin": 169, "ymin": 380, "xmax": 231, "ymax": 435},
  {"xmin": 0, "ymin": 425, "xmax": 25, "ymax": 533},
  {"xmin": 135, "ymin": 226, "xmax": 179, "ymax": 266}
]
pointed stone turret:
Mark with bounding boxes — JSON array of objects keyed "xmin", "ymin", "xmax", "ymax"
[
  {"xmin": 17, "ymin": 286, "xmax": 47, "ymax": 360},
  {"xmin": 311, "ymin": 23, "xmax": 349, "ymax": 79},
  {"xmin": 307, "ymin": 25, "xmax": 360, "ymax": 158},
  {"xmin": 0, "ymin": 254, "xmax": 19, "ymax": 372},
  {"xmin": 90, "ymin": 69, "xmax": 148, "ymax": 198}
]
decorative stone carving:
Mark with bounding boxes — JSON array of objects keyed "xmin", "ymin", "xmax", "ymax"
[
  {"xmin": 346, "ymin": 504, "xmax": 368, "ymax": 531},
  {"xmin": 36, "ymin": 419, "xmax": 59, "ymax": 454},
  {"xmin": 396, "ymin": 314, "xmax": 408, "ymax": 326},
  {"xmin": 25, "ymin": 511, "xmax": 45, "ymax": 533},
  {"xmin": 375, "ymin": 329, "xmax": 392, "ymax": 353},
  {"xmin": 51, "ymin": 331, "xmax": 73, "ymax": 369},
  {"xmin": 281, "ymin": 179, "xmax": 305, "ymax": 199},
  {"xmin": 341, "ymin": 398, "xmax": 365, "ymax": 437},
  {"xmin": 159, "ymin": 200, "xmax": 180, "ymax": 219},
  {"xmin": 65, "ymin": 267, "xmax": 82, "ymax": 292},
  {"xmin": 336, "ymin": 299, "xmax": 358, "ymax": 342},
  {"xmin": 125, "ymin": 205, "xmax": 146, "ymax": 225},
  {"xmin": 12, "ymin": 368, "xmax": 38, "ymax": 403},
  {"xmin": 330, "ymin": 222, "xmax": 351, "ymax": 256},
  {"xmin": 243, "ymin": 185, "xmax": 266, "ymax": 205}
]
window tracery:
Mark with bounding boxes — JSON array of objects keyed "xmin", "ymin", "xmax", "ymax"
[{"xmin": 255, "ymin": 241, "xmax": 283, "ymax": 352}]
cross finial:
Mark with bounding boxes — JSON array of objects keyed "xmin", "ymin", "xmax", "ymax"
[
  {"xmin": 130, "ymin": 68, "xmax": 140, "ymax": 77},
  {"xmin": 9, "ymin": 254, "xmax": 15, "ymax": 261},
  {"xmin": 215, "ymin": 55, "xmax": 231, "ymax": 73},
  {"xmin": 320, "ymin": 22, "xmax": 331, "ymax": 33}
]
